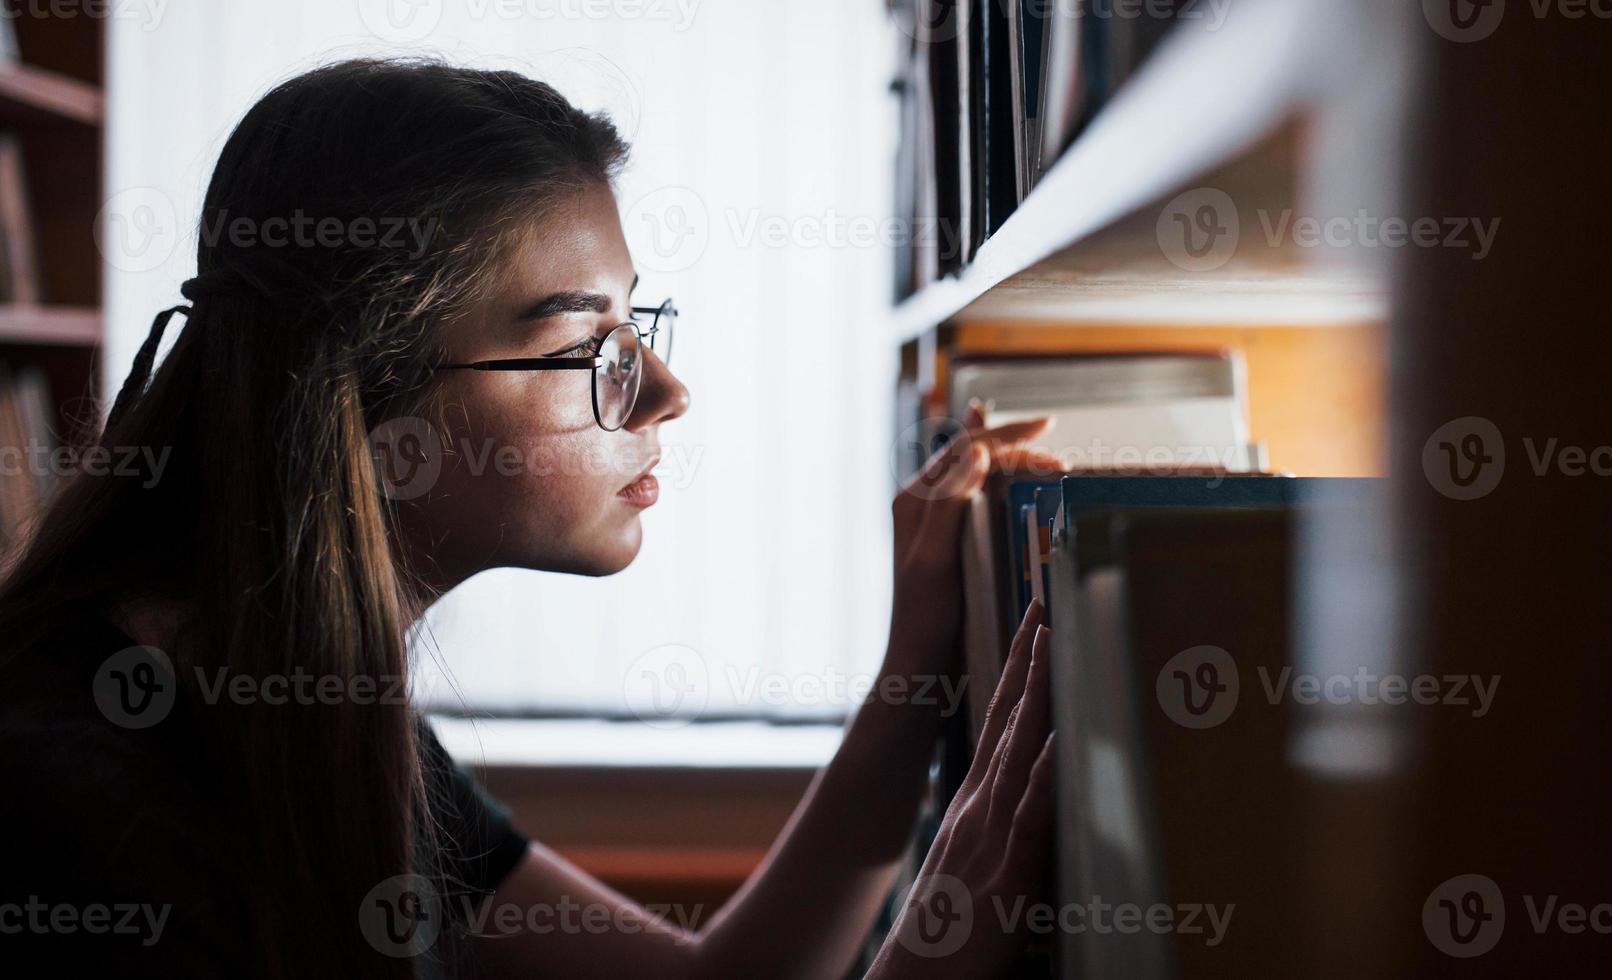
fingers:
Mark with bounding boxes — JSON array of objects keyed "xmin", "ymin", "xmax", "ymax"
[
  {"xmin": 973, "ymin": 417, "xmax": 1054, "ymax": 448},
  {"xmin": 904, "ymin": 427, "xmax": 989, "ymax": 501},
  {"xmin": 964, "ymin": 399, "xmax": 986, "ymax": 429},
  {"xmin": 961, "ymin": 598, "xmax": 1043, "ymax": 794},
  {"xmin": 1004, "ymin": 732, "xmax": 1057, "ymax": 875},
  {"xmin": 903, "ymin": 409, "xmax": 1058, "ymax": 506},
  {"xmin": 989, "ymin": 625, "xmax": 1053, "ymax": 825},
  {"xmin": 989, "ymin": 444, "xmax": 1067, "ymax": 476}
]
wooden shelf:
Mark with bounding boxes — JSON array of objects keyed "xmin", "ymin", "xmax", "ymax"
[
  {"xmin": 892, "ymin": 0, "xmax": 1385, "ymax": 341},
  {"xmin": 0, "ymin": 62, "xmax": 104, "ymax": 128},
  {"xmin": 0, "ymin": 304, "xmax": 102, "ymax": 346}
]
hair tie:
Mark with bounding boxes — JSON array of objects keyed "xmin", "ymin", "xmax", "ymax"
[
  {"xmin": 105, "ymin": 303, "xmax": 191, "ymax": 432},
  {"xmin": 106, "ymin": 260, "xmax": 337, "ymax": 431}
]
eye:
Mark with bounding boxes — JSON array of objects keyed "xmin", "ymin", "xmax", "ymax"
[{"xmin": 555, "ymin": 333, "xmax": 602, "ymax": 358}]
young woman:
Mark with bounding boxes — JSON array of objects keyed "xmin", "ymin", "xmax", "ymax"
[{"xmin": 0, "ymin": 58, "xmax": 1061, "ymax": 979}]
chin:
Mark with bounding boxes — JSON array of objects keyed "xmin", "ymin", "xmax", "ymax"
[{"xmin": 530, "ymin": 519, "xmax": 644, "ymax": 577}]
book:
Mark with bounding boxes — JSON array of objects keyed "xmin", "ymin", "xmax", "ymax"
[
  {"xmin": 1051, "ymin": 507, "xmax": 1296, "ymax": 978},
  {"xmin": 959, "ymin": 491, "xmax": 1008, "ymax": 751},
  {"xmin": 950, "ymin": 353, "xmax": 1255, "ymax": 473},
  {"xmin": 0, "ymin": 364, "xmax": 54, "ymax": 552},
  {"xmin": 922, "ymin": 0, "xmax": 967, "ymax": 278},
  {"xmin": 982, "ymin": 0, "xmax": 1021, "ymax": 236},
  {"xmin": 1044, "ymin": 478, "xmax": 1386, "ymax": 978},
  {"xmin": 1020, "ymin": 0, "xmax": 1052, "ymax": 190},
  {"xmin": 0, "ymin": 134, "xmax": 41, "ymax": 304}
]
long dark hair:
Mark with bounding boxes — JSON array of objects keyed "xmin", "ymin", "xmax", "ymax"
[{"xmin": 0, "ymin": 58, "xmax": 628, "ymax": 977}]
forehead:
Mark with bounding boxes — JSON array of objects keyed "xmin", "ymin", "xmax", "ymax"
[{"xmin": 503, "ymin": 183, "xmax": 632, "ymax": 279}]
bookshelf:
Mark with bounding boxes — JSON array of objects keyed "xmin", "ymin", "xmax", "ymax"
[
  {"xmin": 0, "ymin": 60, "xmax": 105, "ymax": 127},
  {"xmin": 0, "ymin": 12, "xmax": 105, "ymax": 548},
  {"xmin": 889, "ymin": 0, "xmax": 1612, "ymax": 974},
  {"xmin": 891, "ymin": 0, "xmax": 1387, "ymax": 342},
  {"xmin": 891, "ymin": 0, "xmax": 1398, "ymax": 479}
]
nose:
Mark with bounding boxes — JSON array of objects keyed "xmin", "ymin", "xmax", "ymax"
[{"xmin": 626, "ymin": 347, "xmax": 690, "ymax": 431}]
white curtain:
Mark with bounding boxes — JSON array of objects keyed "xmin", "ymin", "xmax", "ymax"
[{"xmin": 106, "ymin": 0, "xmax": 897, "ymax": 724}]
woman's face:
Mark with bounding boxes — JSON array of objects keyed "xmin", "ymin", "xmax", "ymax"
[{"xmin": 403, "ymin": 182, "xmax": 690, "ymax": 585}]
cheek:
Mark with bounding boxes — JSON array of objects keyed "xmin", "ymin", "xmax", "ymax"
[{"xmin": 439, "ymin": 376, "xmax": 622, "ymax": 538}]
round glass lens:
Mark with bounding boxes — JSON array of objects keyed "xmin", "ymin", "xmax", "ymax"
[{"xmin": 595, "ymin": 322, "xmax": 643, "ymax": 430}]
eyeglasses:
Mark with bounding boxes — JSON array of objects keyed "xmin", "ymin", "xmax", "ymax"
[{"xmin": 435, "ymin": 299, "xmax": 676, "ymax": 431}]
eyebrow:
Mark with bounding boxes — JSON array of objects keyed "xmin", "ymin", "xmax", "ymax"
[{"xmin": 515, "ymin": 273, "xmax": 641, "ymax": 322}]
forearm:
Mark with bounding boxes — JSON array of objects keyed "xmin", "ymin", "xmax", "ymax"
[{"xmin": 690, "ymin": 638, "xmax": 949, "ymax": 979}]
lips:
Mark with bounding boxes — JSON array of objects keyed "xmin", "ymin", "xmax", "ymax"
[
  {"xmin": 621, "ymin": 455, "xmax": 660, "ymax": 492},
  {"xmin": 618, "ymin": 455, "xmax": 661, "ymax": 508}
]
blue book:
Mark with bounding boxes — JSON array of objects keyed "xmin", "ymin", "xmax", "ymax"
[
  {"xmin": 1057, "ymin": 474, "xmax": 1380, "ymax": 518},
  {"xmin": 1002, "ymin": 479, "xmax": 1064, "ymax": 618}
]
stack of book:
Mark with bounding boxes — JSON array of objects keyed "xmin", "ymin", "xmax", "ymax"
[
  {"xmin": 890, "ymin": 0, "xmax": 1189, "ymax": 297},
  {"xmin": 0, "ymin": 363, "xmax": 54, "ymax": 553},
  {"xmin": 952, "ymin": 471, "xmax": 1391, "ymax": 978}
]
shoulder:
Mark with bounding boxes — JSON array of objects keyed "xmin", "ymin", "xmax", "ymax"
[{"xmin": 0, "ymin": 611, "xmax": 250, "ymax": 973}]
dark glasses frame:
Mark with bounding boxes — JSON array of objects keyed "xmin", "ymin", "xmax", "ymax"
[{"xmin": 433, "ymin": 300, "xmax": 676, "ymax": 431}]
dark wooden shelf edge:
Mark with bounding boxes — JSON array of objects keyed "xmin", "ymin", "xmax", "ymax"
[
  {"xmin": 0, "ymin": 305, "xmax": 102, "ymax": 346},
  {"xmin": 0, "ymin": 62, "xmax": 105, "ymax": 127}
]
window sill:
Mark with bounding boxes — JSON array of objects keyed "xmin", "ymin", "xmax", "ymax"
[{"xmin": 427, "ymin": 714, "xmax": 844, "ymax": 771}]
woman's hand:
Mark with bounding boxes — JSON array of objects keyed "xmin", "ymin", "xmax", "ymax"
[
  {"xmin": 868, "ymin": 599, "xmax": 1057, "ymax": 979},
  {"xmin": 887, "ymin": 403, "xmax": 1060, "ymax": 676}
]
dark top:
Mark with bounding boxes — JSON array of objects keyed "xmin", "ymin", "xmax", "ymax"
[{"xmin": 0, "ymin": 612, "xmax": 530, "ymax": 977}]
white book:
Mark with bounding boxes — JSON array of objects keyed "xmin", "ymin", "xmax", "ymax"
[{"xmin": 951, "ymin": 354, "xmax": 1253, "ymax": 474}]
